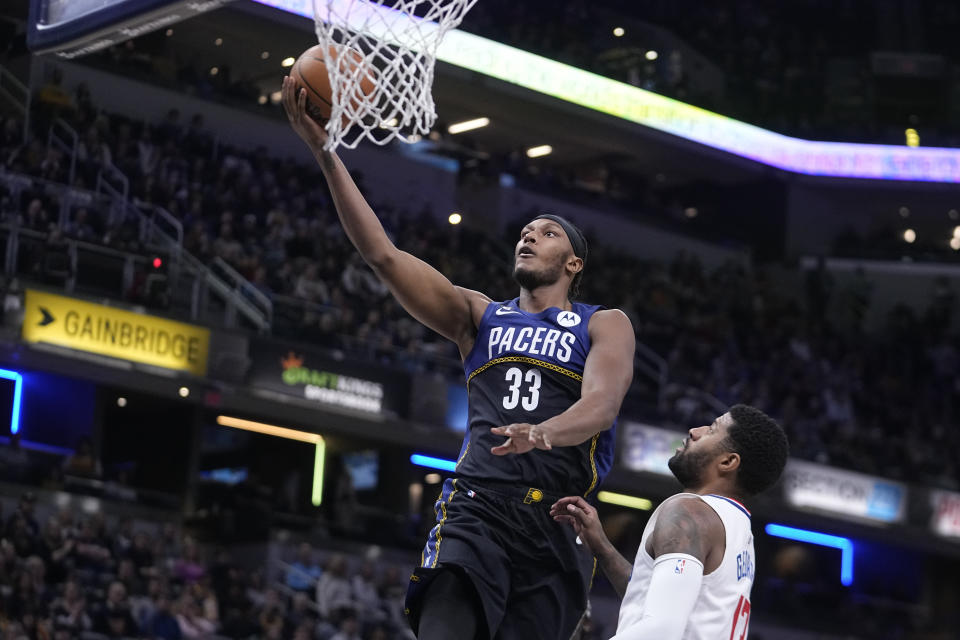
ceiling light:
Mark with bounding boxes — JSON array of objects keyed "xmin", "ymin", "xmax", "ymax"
[
  {"xmin": 953, "ymin": 226, "xmax": 960, "ymax": 238},
  {"xmin": 258, "ymin": 95, "xmax": 268, "ymax": 105},
  {"xmin": 684, "ymin": 207, "xmax": 698, "ymax": 218},
  {"xmin": 281, "ymin": 57, "xmax": 296, "ymax": 68},
  {"xmin": 645, "ymin": 50, "xmax": 659, "ymax": 61},
  {"xmin": 178, "ymin": 386, "xmax": 190, "ymax": 397},
  {"xmin": 951, "ymin": 237, "xmax": 960, "ymax": 250},
  {"xmin": 899, "ymin": 206, "xmax": 910, "ymax": 218},
  {"xmin": 165, "ymin": 29, "xmax": 174, "ymax": 37},
  {"xmin": 448, "ymin": 212, "xmax": 462, "ymax": 225},
  {"xmin": 216, "ymin": 415, "xmax": 322, "ymax": 444},
  {"xmin": 270, "ymin": 90, "xmax": 282, "ymax": 103},
  {"xmin": 903, "ymin": 229, "xmax": 916, "ymax": 243},
  {"xmin": 597, "ymin": 491, "xmax": 653, "ymax": 511},
  {"xmin": 379, "ymin": 117, "xmax": 399, "ymax": 129},
  {"xmin": 117, "ymin": 397, "xmax": 127, "ymax": 407},
  {"xmin": 613, "ymin": 27, "xmax": 625, "ymax": 37},
  {"xmin": 214, "ymin": 37, "xmax": 223, "ymax": 46},
  {"xmin": 424, "ymin": 473, "xmax": 442, "ymax": 484},
  {"xmin": 209, "ymin": 67, "xmax": 219, "ymax": 76},
  {"xmin": 448, "ymin": 117, "xmax": 489, "ymax": 134},
  {"xmin": 216, "ymin": 416, "xmax": 325, "ymax": 505},
  {"xmin": 949, "ymin": 209, "xmax": 959, "ymax": 221},
  {"xmin": 526, "ymin": 145, "xmax": 553, "ymax": 158},
  {"xmin": 261, "ymin": 51, "xmax": 270, "ymax": 60}
]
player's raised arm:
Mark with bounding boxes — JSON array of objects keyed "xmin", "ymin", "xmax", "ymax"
[
  {"xmin": 282, "ymin": 77, "xmax": 486, "ymax": 351},
  {"xmin": 491, "ymin": 308, "xmax": 634, "ymax": 453}
]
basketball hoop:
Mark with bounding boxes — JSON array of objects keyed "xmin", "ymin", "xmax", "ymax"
[{"xmin": 311, "ymin": 0, "xmax": 477, "ymax": 150}]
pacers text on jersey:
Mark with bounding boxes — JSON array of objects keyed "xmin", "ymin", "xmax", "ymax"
[{"xmin": 487, "ymin": 326, "xmax": 576, "ymax": 362}]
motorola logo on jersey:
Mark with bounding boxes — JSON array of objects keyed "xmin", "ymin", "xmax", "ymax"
[
  {"xmin": 487, "ymin": 325, "xmax": 576, "ymax": 362},
  {"xmin": 557, "ymin": 311, "xmax": 581, "ymax": 327}
]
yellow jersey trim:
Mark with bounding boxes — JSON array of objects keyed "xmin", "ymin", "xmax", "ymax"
[
  {"xmin": 583, "ymin": 434, "xmax": 600, "ymax": 497},
  {"xmin": 467, "ymin": 355, "xmax": 582, "ymax": 389},
  {"xmin": 455, "ymin": 442, "xmax": 470, "ymax": 471},
  {"xmin": 431, "ymin": 479, "xmax": 459, "ymax": 568}
]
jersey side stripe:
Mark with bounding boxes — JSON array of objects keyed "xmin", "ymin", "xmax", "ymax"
[
  {"xmin": 422, "ymin": 480, "xmax": 459, "ymax": 568},
  {"xmin": 455, "ymin": 442, "xmax": 470, "ymax": 471},
  {"xmin": 466, "ymin": 355, "xmax": 583, "ymax": 388},
  {"xmin": 583, "ymin": 433, "xmax": 599, "ymax": 497},
  {"xmin": 432, "ymin": 480, "xmax": 459, "ymax": 568}
]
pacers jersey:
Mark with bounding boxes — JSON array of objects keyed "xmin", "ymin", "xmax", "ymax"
[
  {"xmin": 455, "ymin": 298, "xmax": 616, "ymax": 496},
  {"xmin": 616, "ymin": 494, "xmax": 755, "ymax": 640}
]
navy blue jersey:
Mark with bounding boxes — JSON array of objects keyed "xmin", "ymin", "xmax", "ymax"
[{"xmin": 455, "ymin": 298, "xmax": 618, "ymax": 496}]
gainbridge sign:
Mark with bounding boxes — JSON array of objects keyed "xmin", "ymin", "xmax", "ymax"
[{"xmin": 22, "ymin": 290, "xmax": 209, "ymax": 375}]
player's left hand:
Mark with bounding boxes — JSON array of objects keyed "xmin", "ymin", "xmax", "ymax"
[{"xmin": 490, "ymin": 423, "xmax": 553, "ymax": 455}]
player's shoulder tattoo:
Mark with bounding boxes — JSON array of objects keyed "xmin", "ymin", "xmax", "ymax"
[{"xmin": 650, "ymin": 496, "xmax": 720, "ymax": 561}]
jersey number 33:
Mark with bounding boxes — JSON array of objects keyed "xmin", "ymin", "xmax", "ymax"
[{"xmin": 502, "ymin": 367, "xmax": 542, "ymax": 411}]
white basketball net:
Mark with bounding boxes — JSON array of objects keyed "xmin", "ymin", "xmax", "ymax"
[{"xmin": 312, "ymin": 0, "xmax": 478, "ymax": 150}]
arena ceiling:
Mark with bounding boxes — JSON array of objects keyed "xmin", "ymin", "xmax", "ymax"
[{"xmin": 154, "ymin": 1, "xmax": 767, "ymax": 187}]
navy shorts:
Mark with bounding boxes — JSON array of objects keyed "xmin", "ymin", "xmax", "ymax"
[{"xmin": 405, "ymin": 477, "xmax": 596, "ymax": 640}]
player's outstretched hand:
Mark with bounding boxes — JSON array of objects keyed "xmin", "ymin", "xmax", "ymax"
[
  {"xmin": 550, "ymin": 496, "xmax": 609, "ymax": 553},
  {"xmin": 490, "ymin": 423, "xmax": 552, "ymax": 455},
  {"xmin": 281, "ymin": 76, "xmax": 329, "ymax": 151}
]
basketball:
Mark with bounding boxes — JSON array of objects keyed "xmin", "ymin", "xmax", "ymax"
[{"xmin": 291, "ymin": 43, "xmax": 376, "ymax": 123}]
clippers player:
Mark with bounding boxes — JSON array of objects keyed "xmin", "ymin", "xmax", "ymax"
[
  {"xmin": 552, "ymin": 406, "xmax": 789, "ymax": 639},
  {"xmin": 282, "ymin": 78, "xmax": 636, "ymax": 640}
]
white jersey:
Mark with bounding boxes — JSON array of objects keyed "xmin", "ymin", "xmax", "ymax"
[{"xmin": 615, "ymin": 493, "xmax": 755, "ymax": 640}]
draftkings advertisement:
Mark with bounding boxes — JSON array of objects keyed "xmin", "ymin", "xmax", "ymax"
[{"xmin": 247, "ymin": 339, "xmax": 409, "ymax": 418}]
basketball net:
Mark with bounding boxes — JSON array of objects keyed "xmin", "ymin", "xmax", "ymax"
[{"xmin": 312, "ymin": 0, "xmax": 477, "ymax": 150}]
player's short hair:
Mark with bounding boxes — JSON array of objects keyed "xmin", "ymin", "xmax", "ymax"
[{"xmin": 724, "ymin": 404, "xmax": 789, "ymax": 496}]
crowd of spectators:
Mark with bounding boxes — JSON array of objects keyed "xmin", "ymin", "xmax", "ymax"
[
  {"xmin": 1, "ymin": 68, "xmax": 959, "ymax": 494},
  {"xmin": 0, "ymin": 490, "xmax": 417, "ymax": 640}
]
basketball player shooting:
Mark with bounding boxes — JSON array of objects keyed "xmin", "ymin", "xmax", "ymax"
[
  {"xmin": 551, "ymin": 405, "xmax": 789, "ymax": 639},
  {"xmin": 282, "ymin": 76, "xmax": 635, "ymax": 640}
]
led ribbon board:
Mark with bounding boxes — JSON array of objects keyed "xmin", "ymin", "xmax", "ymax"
[{"xmin": 256, "ymin": 0, "xmax": 960, "ymax": 183}]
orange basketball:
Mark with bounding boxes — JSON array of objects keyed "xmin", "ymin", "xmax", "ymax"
[{"xmin": 291, "ymin": 43, "xmax": 376, "ymax": 123}]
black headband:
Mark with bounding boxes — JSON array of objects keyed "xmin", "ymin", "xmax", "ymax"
[{"xmin": 533, "ymin": 214, "xmax": 587, "ymax": 261}]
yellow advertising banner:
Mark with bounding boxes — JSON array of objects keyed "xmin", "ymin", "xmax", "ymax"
[{"xmin": 22, "ymin": 290, "xmax": 209, "ymax": 376}]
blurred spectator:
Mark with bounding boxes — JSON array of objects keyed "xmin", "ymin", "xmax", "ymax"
[
  {"xmin": 286, "ymin": 542, "xmax": 323, "ymax": 594},
  {"xmin": 0, "ymin": 433, "xmax": 30, "ymax": 482},
  {"xmin": 62, "ymin": 436, "xmax": 102, "ymax": 478},
  {"xmin": 316, "ymin": 553, "xmax": 354, "ymax": 622},
  {"xmin": 50, "ymin": 578, "xmax": 93, "ymax": 634},
  {"xmin": 175, "ymin": 594, "xmax": 217, "ymax": 638},
  {"xmin": 93, "ymin": 580, "xmax": 140, "ymax": 637},
  {"xmin": 147, "ymin": 592, "xmax": 183, "ymax": 639},
  {"xmin": 330, "ymin": 612, "xmax": 363, "ymax": 640},
  {"xmin": 352, "ymin": 559, "xmax": 382, "ymax": 623}
]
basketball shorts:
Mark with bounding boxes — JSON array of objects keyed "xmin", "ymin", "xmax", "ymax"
[{"xmin": 405, "ymin": 477, "xmax": 596, "ymax": 640}]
